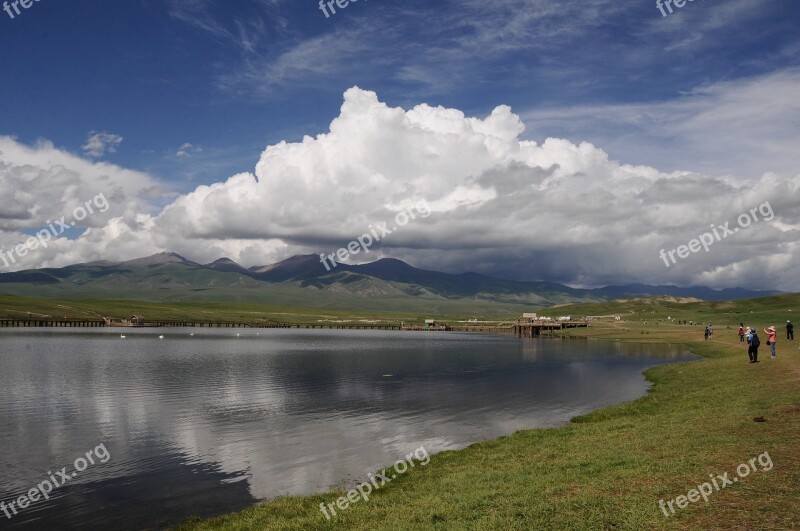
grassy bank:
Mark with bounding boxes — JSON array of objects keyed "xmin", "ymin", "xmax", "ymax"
[
  {"xmin": 176, "ymin": 296, "xmax": 800, "ymax": 530},
  {"xmin": 0, "ymin": 294, "xmax": 519, "ymax": 325}
]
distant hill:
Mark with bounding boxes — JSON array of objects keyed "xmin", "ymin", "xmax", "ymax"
[
  {"xmin": 590, "ymin": 283, "xmax": 780, "ymax": 303},
  {"xmin": 0, "ymin": 253, "xmax": 781, "ymax": 314}
]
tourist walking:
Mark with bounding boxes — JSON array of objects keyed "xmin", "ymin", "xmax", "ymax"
[
  {"xmin": 704, "ymin": 326, "xmax": 709, "ymax": 341},
  {"xmin": 738, "ymin": 324, "xmax": 745, "ymax": 343},
  {"xmin": 707, "ymin": 322, "xmax": 713, "ymax": 337},
  {"xmin": 765, "ymin": 326, "xmax": 777, "ymax": 359},
  {"xmin": 748, "ymin": 328, "xmax": 760, "ymax": 363},
  {"xmin": 787, "ymin": 320, "xmax": 794, "ymax": 341}
]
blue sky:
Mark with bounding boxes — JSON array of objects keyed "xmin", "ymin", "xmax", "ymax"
[
  {"xmin": 1, "ymin": 0, "xmax": 799, "ymax": 289},
  {"xmin": 3, "ymin": 0, "xmax": 797, "ymax": 186}
]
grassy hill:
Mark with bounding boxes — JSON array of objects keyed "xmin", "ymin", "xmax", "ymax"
[
  {"xmin": 0, "ymin": 254, "xmax": 778, "ymax": 317},
  {"xmin": 3, "ymin": 291, "xmax": 795, "ymax": 328},
  {"xmin": 0, "ymin": 293, "xmax": 527, "ymax": 324},
  {"xmin": 551, "ymin": 292, "xmax": 800, "ymax": 333}
]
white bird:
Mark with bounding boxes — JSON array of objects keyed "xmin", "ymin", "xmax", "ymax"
[
  {"xmin": 159, "ymin": 335, "xmax": 164, "ymax": 339},
  {"xmin": 120, "ymin": 335, "xmax": 126, "ymax": 339}
]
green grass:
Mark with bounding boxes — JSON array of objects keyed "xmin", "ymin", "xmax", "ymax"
[
  {"xmin": 173, "ymin": 294, "xmax": 800, "ymax": 530},
  {"xmin": 0, "ymin": 294, "xmax": 523, "ymax": 325}
]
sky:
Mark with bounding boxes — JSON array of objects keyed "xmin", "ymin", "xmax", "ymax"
[{"xmin": 0, "ymin": 0, "xmax": 798, "ymax": 290}]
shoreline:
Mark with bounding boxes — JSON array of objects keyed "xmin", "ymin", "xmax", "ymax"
[{"xmin": 177, "ymin": 320, "xmax": 800, "ymax": 530}]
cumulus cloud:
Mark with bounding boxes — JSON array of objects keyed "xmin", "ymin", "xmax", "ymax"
[
  {"xmin": 2, "ymin": 88, "xmax": 798, "ymax": 290},
  {"xmin": 0, "ymin": 136, "xmax": 165, "ymax": 269},
  {"xmin": 81, "ymin": 131, "xmax": 124, "ymax": 158}
]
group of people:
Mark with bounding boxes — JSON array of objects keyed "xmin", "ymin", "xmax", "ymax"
[{"xmin": 736, "ymin": 321, "xmax": 793, "ymax": 363}]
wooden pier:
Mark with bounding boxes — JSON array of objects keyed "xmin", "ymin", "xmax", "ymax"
[
  {"xmin": 513, "ymin": 320, "xmax": 589, "ymax": 337},
  {"xmin": 122, "ymin": 321, "xmax": 403, "ymax": 330},
  {"xmin": 0, "ymin": 318, "xmax": 588, "ymax": 335},
  {"xmin": 0, "ymin": 319, "xmax": 401, "ymax": 330},
  {"xmin": 0, "ymin": 318, "xmax": 106, "ymax": 328},
  {"xmin": 401, "ymin": 325, "xmax": 515, "ymax": 333}
]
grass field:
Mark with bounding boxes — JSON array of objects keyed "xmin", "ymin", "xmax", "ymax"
[
  {"xmin": 0, "ymin": 294, "xmax": 521, "ymax": 325},
  {"xmin": 167, "ymin": 293, "xmax": 800, "ymax": 530}
]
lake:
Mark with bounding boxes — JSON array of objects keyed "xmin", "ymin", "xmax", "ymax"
[{"xmin": 0, "ymin": 328, "xmax": 695, "ymax": 529}]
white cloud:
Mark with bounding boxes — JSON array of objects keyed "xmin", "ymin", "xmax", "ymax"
[
  {"xmin": 0, "ymin": 136, "xmax": 166, "ymax": 269},
  {"xmin": 2, "ymin": 87, "xmax": 798, "ymax": 290},
  {"xmin": 81, "ymin": 131, "xmax": 124, "ymax": 158},
  {"xmin": 176, "ymin": 143, "xmax": 203, "ymax": 158},
  {"xmin": 522, "ymin": 68, "xmax": 800, "ymax": 179}
]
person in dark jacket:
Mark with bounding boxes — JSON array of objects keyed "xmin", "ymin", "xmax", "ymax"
[
  {"xmin": 787, "ymin": 320, "xmax": 794, "ymax": 341},
  {"xmin": 748, "ymin": 329, "xmax": 760, "ymax": 363}
]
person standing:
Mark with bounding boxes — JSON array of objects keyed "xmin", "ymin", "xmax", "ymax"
[
  {"xmin": 708, "ymin": 322, "xmax": 713, "ymax": 338},
  {"xmin": 738, "ymin": 324, "xmax": 745, "ymax": 343},
  {"xmin": 787, "ymin": 320, "xmax": 794, "ymax": 341},
  {"xmin": 748, "ymin": 328, "xmax": 760, "ymax": 363},
  {"xmin": 764, "ymin": 326, "xmax": 777, "ymax": 359},
  {"xmin": 704, "ymin": 326, "xmax": 709, "ymax": 341}
]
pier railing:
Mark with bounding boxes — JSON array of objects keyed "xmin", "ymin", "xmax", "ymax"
[
  {"xmin": 512, "ymin": 320, "xmax": 589, "ymax": 337},
  {"xmin": 0, "ymin": 319, "xmax": 403, "ymax": 330},
  {"xmin": 0, "ymin": 318, "xmax": 589, "ymax": 334},
  {"xmin": 0, "ymin": 318, "xmax": 107, "ymax": 328}
]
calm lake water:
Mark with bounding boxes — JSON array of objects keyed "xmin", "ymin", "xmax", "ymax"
[{"xmin": 0, "ymin": 328, "xmax": 695, "ymax": 529}]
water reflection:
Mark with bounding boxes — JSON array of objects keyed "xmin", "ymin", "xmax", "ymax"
[{"xmin": 0, "ymin": 328, "xmax": 695, "ymax": 529}]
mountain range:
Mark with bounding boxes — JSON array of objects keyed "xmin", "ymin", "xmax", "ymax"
[{"xmin": 0, "ymin": 253, "xmax": 781, "ymax": 315}]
